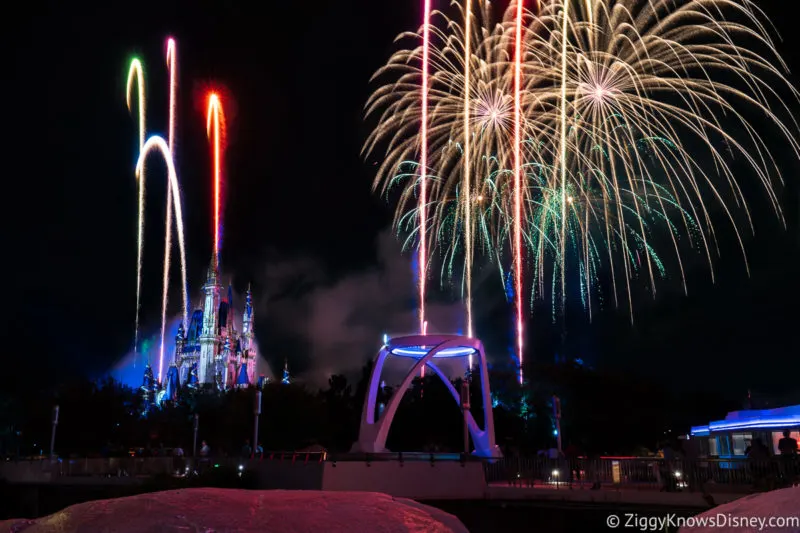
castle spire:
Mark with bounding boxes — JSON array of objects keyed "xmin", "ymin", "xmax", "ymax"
[
  {"xmin": 205, "ymin": 254, "xmax": 219, "ymax": 287},
  {"xmin": 199, "ymin": 253, "xmax": 222, "ymax": 384},
  {"xmin": 281, "ymin": 358, "xmax": 290, "ymax": 385},
  {"xmin": 243, "ymin": 282, "xmax": 254, "ymax": 335},
  {"xmin": 242, "ymin": 282, "xmax": 257, "ymax": 387},
  {"xmin": 175, "ymin": 321, "xmax": 186, "ymax": 366}
]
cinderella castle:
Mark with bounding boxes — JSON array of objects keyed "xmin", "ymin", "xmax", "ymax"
[{"xmin": 141, "ymin": 257, "xmax": 265, "ymax": 405}]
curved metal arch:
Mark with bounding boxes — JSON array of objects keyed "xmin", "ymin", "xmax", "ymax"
[{"xmin": 352, "ymin": 335, "xmax": 502, "ymax": 458}]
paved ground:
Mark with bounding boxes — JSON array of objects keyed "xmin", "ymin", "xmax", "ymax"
[{"xmin": 487, "ymin": 482, "xmax": 745, "ymax": 508}]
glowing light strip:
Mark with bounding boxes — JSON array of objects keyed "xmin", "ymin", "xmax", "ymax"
[
  {"xmin": 692, "ymin": 413, "xmax": 800, "ymax": 434},
  {"xmin": 419, "ymin": 0, "xmax": 432, "ymax": 336},
  {"xmin": 206, "ymin": 93, "xmax": 223, "ymax": 264},
  {"xmin": 514, "ymin": 0, "xmax": 524, "ymax": 386},
  {"xmin": 391, "ymin": 346, "xmax": 477, "ymax": 358},
  {"xmin": 708, "ymin": 418, "xmax": 800, "ymax": 432}
]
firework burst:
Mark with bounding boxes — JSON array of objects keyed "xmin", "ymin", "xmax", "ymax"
[{"xmin": 364, "ymin": 0, "xmax": 799, "ymax": 377}]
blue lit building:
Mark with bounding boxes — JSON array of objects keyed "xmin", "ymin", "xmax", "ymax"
[
  {"xmin": 157, "ymin": 257, "xmax": 258, "ymax": 401},
  {"xmin": 690, "ymin": 404, "xmax": 800, "ymax": 458}
]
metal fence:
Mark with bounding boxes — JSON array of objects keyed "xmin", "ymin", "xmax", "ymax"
[
  {"xmin": 3, "ymin": 454, "xmax": 799, "ymax": 493},
  {"xmin": 0, "ymin": 452, "xmax": 331, "ymax": 482},
  {"xmin": 483, "ymin": 456, "xmax": 800, "ymax": 493}
]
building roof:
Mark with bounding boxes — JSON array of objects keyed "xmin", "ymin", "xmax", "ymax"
[
  {"xmin": 691, "ymin": 404, "xmax": 800, "ymax": 435},
  {"xmin": 186, "ymin": 309, "xmax": 204, "ymax": 343},
  {"xmin": 236, "ymin": 363, "xmax": 249, "ymax": 386}
]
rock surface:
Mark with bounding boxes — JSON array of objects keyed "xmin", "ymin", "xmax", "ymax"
[
  {"xmin": 0, "ymin": 488, "xmax": 469, "ymax": 533},
  {"xmin": 680, "ymin": 485, "xmax": 800, "ymax": 532}
]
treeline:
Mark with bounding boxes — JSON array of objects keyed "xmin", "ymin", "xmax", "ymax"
[{"xmin": 0, "ymin": 361, "xmax": 736, "ymax": 458}]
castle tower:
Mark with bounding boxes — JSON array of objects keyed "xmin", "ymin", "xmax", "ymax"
[
  {"xmin": 141, "ymin": 364, "xmax": 156, "ymax": 409},
  {"xmin": 242, "ymin": 284, "xmax": 254, "ymax": 347},
  {"xmin": 221, "ymin": 332, "xmax": 233, "ymax": 389},
  {"xmin": 174, "ymin": 322, "xmax": 186, "ymax": 366},
  {"xmin": 227, "ymin": 284, "xmax": 234, "ymax": 330},
  {"xmin": 242, "ymin": 284, "xmax": 256, "ymax": 384},
  {"xmin": 198, "ymin": 256, "xmax": 221, "ymax": 384},
  {"xmin": 164, "ymin": 364, "xmax": 180, "ymax": 402}
]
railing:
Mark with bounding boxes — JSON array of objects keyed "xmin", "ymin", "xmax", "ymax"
[
  {"xmin": 484, "ymin": 456, "xmax": 800, "ymax": 493},
  {"xmin": 326, "ymin": 452, "xmax": 470, "ymax": 463},
  {"xmin": 0, "ymin": 451, "xmax": 477, "ymax": 481},
  {"xmin": 0, "ymin": 457, "xmax": 178, "ymax": 480},
  {"xmin": 4, "ymin": 453, "xmax": 798, "ymax": 493},
  {"xmin": 0, "ymin": 453, "xmax": 330, "ymax": 482}
]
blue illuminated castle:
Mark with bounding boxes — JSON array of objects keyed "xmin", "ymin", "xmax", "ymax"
[{"xmin": 157, "ymin": 257, "xmax": 258, "ymax": 400}]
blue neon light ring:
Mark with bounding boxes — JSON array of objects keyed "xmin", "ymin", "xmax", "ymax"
[{"xmin": 389, "ymin": 345, "xmax": 476, "ymax": 358}]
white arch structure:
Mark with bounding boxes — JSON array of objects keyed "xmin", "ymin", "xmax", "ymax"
[{"xmin": 353, "ymin": 335, "xmax": 502, "ymax": 458}]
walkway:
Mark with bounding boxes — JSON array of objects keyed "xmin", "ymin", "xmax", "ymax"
[{"xmin": 487, "ymin": 481, "xmax": 745, "ymax": 508}]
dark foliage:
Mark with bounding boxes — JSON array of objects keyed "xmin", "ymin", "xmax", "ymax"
[{"xmin": 0, "ymin": 363, "xmax": 736, "ymax": 458}]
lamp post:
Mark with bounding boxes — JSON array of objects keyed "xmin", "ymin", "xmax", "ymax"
[
  {"xmin": 552, "ymin": 395, "xmax": 562, "ymax": 455},
  {"xmin": 253, "ymin": 388, "xmax": 262, "ymax": 459},
  {"xmin": 49, "ymin": 405, "xmax": 59, "ymax": 460},
  {"xmin": 193, "ymin": 413, "xmax": 199, "ymax": 458},
  {"xmin": 460, "ymin": 380, "xmax": 470, "ymax": 457}
]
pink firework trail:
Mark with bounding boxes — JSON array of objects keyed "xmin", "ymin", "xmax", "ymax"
[
  {"xmin": 159, "ymin": 36, "xmax": 178, "ymax": 384},
  {"xmin": 206, "ymin": 93, "xmax": 225, "ymax": 265},
  {"xmin": 419, "ymin": 0, "xmax": 432, "ymax": 379},
  {"xmin": 419, "ymin": 0, "xmax": 432, "ymax": 338},
  {"xmin": 167, "ymin": 38, "xmax": 177, "ymax": 151},
  {"xmin": 464, "ymin": 0, "xmax": 473, "ymax": 374},
  {"xmin": 514, "ymin": 0, "xmax": 525, "ymax": 385}
]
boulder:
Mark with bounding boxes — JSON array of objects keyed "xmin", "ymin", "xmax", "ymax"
[
  {"xmin": 0, "ymin": 488, "xmax": 468, "ymax": 533},
  {"xmin": 681, "ymin": 485, "xmax": 800, "ymax": 532}
]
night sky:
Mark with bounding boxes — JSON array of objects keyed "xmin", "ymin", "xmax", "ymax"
[{"xmin": 5, "ymin": 1, "xmax": 800, "ymax": 399}]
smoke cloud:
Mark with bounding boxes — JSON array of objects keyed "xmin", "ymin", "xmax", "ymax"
[
  {"xmin": 108, "ymin": 230, "xmax": 474, "ymax": 390},
  {"xmin": 254, "ymin": 229, "xmax": 466, "ymax": 388},
  {"xmin": 109, "ymin": 316, "xmax": 184, "ymax": 387}
]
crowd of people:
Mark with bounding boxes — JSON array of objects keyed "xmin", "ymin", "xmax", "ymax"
[{"xmin": 745, "ymin": 430, "xmax": 799, "ymax": 490}]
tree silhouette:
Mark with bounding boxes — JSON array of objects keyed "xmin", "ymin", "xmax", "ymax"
[{"xmin": 0, "ymin": 361, "xmax": 735, "ymax": 458}]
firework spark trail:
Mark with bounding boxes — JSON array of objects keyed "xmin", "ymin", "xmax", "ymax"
[
  {"xmin": 419, "ymin": 0, "xmax": 433, "ymax": 380},
  {"xmin": 136, "ymin": 136, "xmax": 189, "ymax": 385},
  {"xmin": 126, "ymin": 59, "xmax": 146, "ymax": 355},
  {"xmin": 401, "ymin": 133, "xmax": 691, "ymax": 293},
  {"xmin": 513, "ymin": 0, "xmax": 524, "ymax": 385},
  {"xmin": 463, "ymin": 0, "xmax": 474, "ymax": 373},
  {"xmin": 420, "ymin": 0, "xmax": 432, "ymax": 338},
  {"xmin": 206, "ymin": 93, "xmax": 224, "ymax": 266},
  {"xmin": 159, "ymin": 37, "xmax": 178, "ymax": 382},
  {"xmin": 166, "ymin": 40, "xmax": 178, "ymax": 297},
  {"xmin": 167, "ymin": 39, "xmax": 177, "ymax": 152},
  {"xmin": 558, "ymin": 0, "xmax": 570, "ymax": 311}
]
